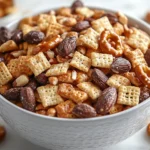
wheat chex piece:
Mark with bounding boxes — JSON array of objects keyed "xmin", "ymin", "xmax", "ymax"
[
  {"xmin": 76, "ymin": 7, "xmax": 94, "ymax": 18},
  {"xmin": 77, "ymin": 82, "xmax": 101, "ymax": 100},
  {"xmin": 55, "ymin": 100, "xmax": 76, "ymax": 118},
  {"xmin": 58, "ymin": 70, "xmax": 74, "ymax": 83},
  {"xmin": 91, "ymin": 52, "xmax": 114, "ymax": 68},
  {"xmin": 38, "ymin": 14, "xmax": 56, "ymax": 31},
  {"xmin": 0, "ymin": 40, "xmax": 18, "ymax": 53},
  {"xmin": 107, "ymin": 74, "xmax": 131, "ymax": 89},
  {"xmin": 27, "ymin": 52, "xmax": 50, "ymax": 76},
  {"xmin": 58, "ymin": 83, "xmax": 88, "ymax": 103},
  {"xmin": 46, "ymin": 62, "xmax": 69, "ymax": 77},
  {"xmin": 117, "ymin": 86, "xmax": 140, "ymax": 106},
  {"xmin": 124, "ymin": 49, "xmax": 147, "ymax": 68},
  {"xmin": 0, "ymin": 62, "xmax": 13, "ymax": 85},
  {"xmin": 109, "ymin": 104, "xmax": 124, "ymax": 114},
  {"xmin": 46, "ymin": 22, "xmax": 64, "ymax": 37},
  {"xmin": 126, "ymin": 28, "xmax": 150, "ymax": 54},
  {"xmin": 7, "ymin": 56, "xmax": 32, "ymax": 77},
  {"xmin": 78, "ymin": 28, "xmax": 99, "ymax": 50},
  {"xmin": 37, "ymin": 84, "xmax": 64, "ymax": 107},
  {"xmin": 91, "ymin": 16, "xmax": 113, "ymax": 34},
  {"xmin": 70, "ymin": 51, "xmax": 91, "ymax": 72}
]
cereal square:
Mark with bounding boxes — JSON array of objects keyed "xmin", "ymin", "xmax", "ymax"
[
  {"xmin": 55, "ymin": 100, "xmax": 75, "ymax": 118},
  {"xmin": 58, "ymin": 83, "xmax": 88, "ymax": 103},
  {"xmin": 27, "ymin": 52, "xmax": 50, "ymax": 76},
  {"xmin": 91, "ymin": 16, "xmax": 113, "ymax": 34},
  {"xmin": 76, "ymin": 7, "xmax": 94, "ymax": 18},
  {"xmin": 124, "ymin": 49, "xmax": 147, "ymax": 68},
  {"xmin": 38, "ymin": 14, "xmax": 56, "ymax": 31},
  {"xmin": 46, "ymin": 62, "xmax": 69, "ymax": 76},
  {"xmin": 70, "ymin": 51, "xmax": 91, "ymax": 72},
  {"xmin": 91, "ymin": 52, "xmax": 114, "ymax": 68},
  {"xmin": 0, "ymin": 62, "xmax": 12, "ymax": 85},
  {"xmin": 77, "ymin": 82, "xmax": 101, "ymax": 100},
  {"xmin": 78, "ymin": 28, "xmax": 99, "ymax": 50},
  {"xmin": 117, "ymin": 86, "xmax": 140, "ymax": 106},
  {"xmin": 37, "ymin": 84, "xmax": 64, "ymax": 107},
  {"xmin": 107, "ymin": 74, "xmax": 131, "ymax": 89},
  {"xmin": 7, "ymin": 56, "xmax": 32, "ymax": 77},
  {"xmin": 126, "ymin": 28, "xmax": 150, "ymax": 54}
]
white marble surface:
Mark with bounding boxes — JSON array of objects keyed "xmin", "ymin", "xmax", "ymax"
[{"xmin": 0, "ymin": 0, "xmax": 150, "ymax": 149}]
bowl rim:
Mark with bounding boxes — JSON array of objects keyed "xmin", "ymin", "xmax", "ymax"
[{"xmin": 1, "ymin": 6, "xmax": 150, "ymax": 122}]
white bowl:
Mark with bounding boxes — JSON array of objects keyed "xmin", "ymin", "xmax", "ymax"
[{"xmin": 0, "ymin": 7, "xmax": 150, "ymax": 150}]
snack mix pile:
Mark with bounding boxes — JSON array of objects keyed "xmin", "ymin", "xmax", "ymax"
[
  {"xmin": 0, "ymin": 0, "xmax": 14, "ymax": 18},
  {"xmin": 0, "ymin": 0, "xmax": 150, "ymax": 119}
]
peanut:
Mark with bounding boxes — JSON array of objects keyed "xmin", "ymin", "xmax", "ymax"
[{"xmin": 47, "ymin": 108, "xmax": 56, "ymax": 117}]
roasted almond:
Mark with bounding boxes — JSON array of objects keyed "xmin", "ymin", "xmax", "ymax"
[
  {"xmin": 72, "ymin": 103, "xmax": 97, "ymax": 118},
  {"xmin": 96, "ymin": 87, "xmax": 117, "ymax": 115},
  {"xmin": 91, "ymin": 68, "xmax": 108, "ymax": 90}
]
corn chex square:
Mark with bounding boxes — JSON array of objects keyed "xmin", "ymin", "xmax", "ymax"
[
  {"xmin": 0, "ymin": 62, "xmax": 13, "ymax": 85},
  {"xmin": 0, "ymin": 40, "xmax": 18, "ymax": 53},
  {"xmin": 124, "ymin": 49, "xmax": 147, "ymax": 68},
  {"xmin": 78, "ymin": 28, "xmax": 99, "ymax": 50},
  {"xmin": 37, "ymin": 85, "xmax": 64, "ymax": 107},
  {"xmin": 91, "ymin": 52, "xmax": 114, "ymax": 68},
  {"xmin": 77, "ymin": 82, "xmax": 101, "ymax": 100},
  {"xmin": 70, "ymin": 51, "xmax": 91, "ymax": 72},
  {"xmin": 7, "ymin": 56, "xmax": 33, "ymax": 78},
  {"xmin": 117, "ymin": 86, "xmax": 140, "ymax": 106},
  {"xmin": 76, "ymin": 7, "xmax": 94, "ymax": 18},
  {"xmin": 91, "ymin": 16, "xmax": 113, "ymax": 34},
  {"xmin": 38, "ymin": 14, "xmax": 56, "ymax": 31},
  {"xmin": 126, "ymin": 28, "xmax": 150, "ymax": 54},
  {"xmin": 107, "ymin": 74, "xmax": 131, "ymax": 89},
  {"xmin": 27, "ymin": 52, "xmax": 50, "ymax": 76},
  {"xmin": 58, "ymin": 83, "xmax": 88, "ymax": 103},
  {"xmin": 46, "ymin": 62, "xmax": 69, "ymax": 77},
  {"xmin": 109, "ymin": 104, "xmax": 124, "ymax": 114}
]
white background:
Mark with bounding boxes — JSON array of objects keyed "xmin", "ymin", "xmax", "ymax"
[{"xmin": 0, "ymin": 0, "xmax": 150, "ymax": 149}]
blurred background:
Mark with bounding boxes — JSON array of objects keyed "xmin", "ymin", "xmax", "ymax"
[{"xmin": 0, "ymin": 0, "xmax": 150, "ymax": 25}]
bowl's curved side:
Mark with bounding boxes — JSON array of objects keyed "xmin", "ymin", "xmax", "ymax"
[
  {"xmin": 0, "ymin": 7, "xmax": 150, "ymax": 150},
  {"xmin": 0, "ymin": 95, "xmax": 150, "ymax": 150}
]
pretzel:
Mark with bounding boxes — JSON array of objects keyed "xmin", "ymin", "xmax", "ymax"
[
  {"xmin": 100, "ymin": 30, "xmax": 123, "ymax": 57},
  {"xmin": 46, "ymin": 62, "xmax": 69, "ymax": 77},
  {"xmin": 124, "ymin": 48, "xmax": 147, "ymax": 68},
  {"xmin": 55, "ymin": 100, "xmax": 75, "ymax": 118},
  {"xmin": 117, "ymin": 86, "xmax": 140, "ymax": 106},
  {"xmin": 75, "ymin": 7, "xmax": 94, "ymax": 18},
  {"xmin": 91, "ymin": 52, "xmax": 114, "ymax": 68},
  {"xmin": 37, "ymin": 84, "xmax": 64, "ymax": 107},
  {"xmin": 7, "ymin": 56, "xmax": 32, "ymax": 77},
  {"xmin": 0, "ymin": 62, "xmax": 13, "ymax": 85},
  {"xmin": 70, "ymin": 51, "xmax": 91, "ymax": 72},
  {"xmin": 77, "ymin": 82, "xmax": 101, "ymax": 100},
  {"xmin": 109, "ymin": 104, "xmax": 124, "ymax": 114},
  {"xmin": 0, "ymin": 40, "xmax": 18, "ymax": 53},
  {"xmin": 107, "ymin": 74, "xmax": 131, "ymax": 88},
  {"xmin": 91, "ymin": 16, "xmax": 113, "ymax": 34},
  {"xmin": 33, "ymin": 35, "xmax": 62, "ymax": 55},
  {"xmin": 126, "ymin": 28, "xmax": 150, "ymax": 54},
  {"xmin": 58, "ymin": 83, "xmax": 88, "ymax": 103},
  {"xmin": 27, "ymin": 52, "xmax": 50, "ymax": 76},
  {"xmin": 123, "ymin": 72, "xmax": 142, "ymax": 86},
  {"xmin": 77, "ymin": 28, "xmax": 99, "ymax": 50},
  {"xmin": 0, "ymin": 84, "xmax": 11, "ymax": 94},
  {"xmin": 135, "ymin": 65, "xmax": 150, "ymax": 88}
]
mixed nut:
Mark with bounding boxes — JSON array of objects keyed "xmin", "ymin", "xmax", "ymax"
[{"xmin": 0, "ymin": 0, "xmax": 150, "ymax": 119}]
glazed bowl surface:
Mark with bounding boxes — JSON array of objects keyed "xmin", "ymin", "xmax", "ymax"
[{"xmin": 0, "ymin": 7, "xmax": 150, "ymax": 150}]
